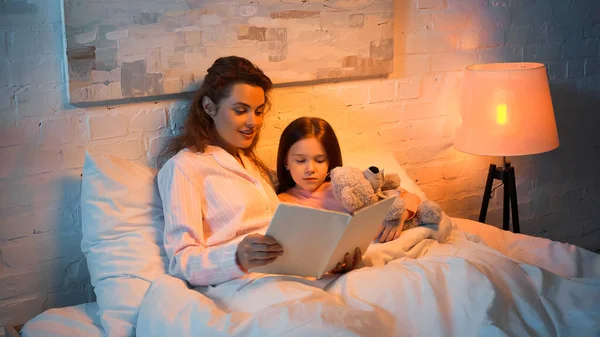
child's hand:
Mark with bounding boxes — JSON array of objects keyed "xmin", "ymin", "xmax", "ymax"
[
  {"xmin": 331, "ymin": 247, "xmax": 363, "ymax": 274},
  {"xmin": 374, "ymin": 209, "xmax": 409, "ymax": 243},
  {"xmin": 236, "ymin": 234, "xmax": 284, "ymax": 272},
  {"xmin": 374, "ymin": 223, "xmax": 402, "ymax": 243}
]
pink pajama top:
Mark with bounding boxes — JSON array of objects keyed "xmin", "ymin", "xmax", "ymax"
[{"xmin": 157, "ymin": 146, "xmax": 279, "ymax": 286}]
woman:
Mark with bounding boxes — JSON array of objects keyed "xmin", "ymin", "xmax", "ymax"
[
  {"xmin": 158, "ymin": 56, "xmax": 361, "ymax": 287},
  {"xmin": 157, "ymin": 56, "xmax": 284, "ymax": 286}
]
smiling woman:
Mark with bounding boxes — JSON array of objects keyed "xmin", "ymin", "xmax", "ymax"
[
  {"xmin": 200, "ymin": 83, "xmax": 267, "ymax": 162},
  {"xmin": 156, "ymin": 56, "xmax": 285, "ymax": 286}
]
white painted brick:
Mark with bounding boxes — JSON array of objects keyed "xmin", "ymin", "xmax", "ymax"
[
  {"xmin": 584, "ymin": 23, "xmax": 600, "ymax": 39},
  {"xmin": 60, "ymin": 147, "xmax": 86, "ymax": 170},
  {"xmin": 406, "ymin": 31, "xmax": 455, "ymax": 54},
  {"xmin": 0, "ymin": 170, "xmax": 81, "ymax": 210},
  {"xmin": 41, "ymin": 116, "xmax": 87, "ymax": 145},
  {"xmin": 0, "ymin": 0, "xmax": 62, "ymax": 26},
  {"xmin": 0, "ymin": 60, "xmax": 9, "ymax": 87},
  {"xmin": 24, "ymin": 148, "xmax": 62, "ymax": 176},
  {"xmin": 0, "ymin": 30, "xmax": 7, "ymax": 57},
  {"xmin": 418, "ymin": 0, "xmax": 446, "ymax": 10},
  {"xmin": 0, "ymin": 256, "xmax": 87, "ymax": 301},
  {"xmin": 431, "ymin": 50, "xmax": 478, "ymax": 72},
  {"xmin": 510, "ymin": 4, "xmax": 551, "ymax": 27},
  {"xmin": 545, "ymin": 23, "xmax": 583, "ymax": 43},
  {"xmin": 396, "ymin": 77, "xmax": 421, "ymax": 100},
  {"xmin": 8, "ymin": 55, "xmax": 63, "ymax": 87},
  {"xmin": 567, "ymin": 59, "xmax": 585, "ymax": 79},
  {"xmin": 432, "ymin": 11, "xmax": 470, "ymax": 31},
  {"xmin": 457, "ymin": 29, "xmax": 504, "ymax": 50},
  {"xmin": 0, "ymin": 295, "xmax": 45, "ymax": 329},
  {"xmin": 130, "ymin": 107, "xmax": 167, "ymax": 132},
  {"xmin": 0, "ymin": 206, "xmax": 76, "ymax": 241},
  {"xmin": 0, "ymin": 120, "xmax": 38, "ymax": 147},
  {"xmin": 0, "ymin": 146, "xmax": 25, "ymax": 179},
  {"xmin": 10, "ymin": 24, "xmax": 62, "ymax": 56},
  {"xmin": 168, "ymin": 102, "xmax": 190, "ymax": 131},
  {"xmin": 488, "ymin": 45, "xmax": 524, "ymax": 63},
  {"xmin": 563, "ymin": 39, "xmax": 599, "ymax": 58},
  {"xmin": 488, "ymin": 0, "xmax": 510, "ymax": 7},
  {"xmin": 0, "ymin": 95, "xmax": 18, "ymax": 125},
  {"xmin": 88, "ymin": 137, "xmax": 143, "ymax": 160},
  {"xmin": 522, "ymin": 44, "xmax": 562, "ymax": 62},
  {"xmin": 0, "ymin": 233, "xmax": 82, "ymax": 268},
  {"xmin": 148, "ymin": 135, "xmax": 171, "ymax": 158},
  {"xmin": 505, "ymin": 26, "xmax": 536, "ymax": 45},
  {"xmin": 405, "ymin": 13, "xmax": 432, "ymax": 32},
  {"xmin": 16, "ymin": 86, "xmax": 63, "ymax": 117},
  {"xmin": 88, "ymin": 114, "xmax": 128, "ymax": 140},
  {"xmin": 369, "ymin": 80, "xmax": 396, "ymax": 104},
  {"xmin": 394, "ymin": 54, "xmax": 431, "ymax": 77},
  {"xmin": 547, "ymin": 60, "xmax": 568, "ymax": 80},
  {"xmin": 401, "ymin": 101, "xmax": 443, "ymax": 120},
  {"xmin": 584, "ymin": 58, "xmax": 599, "ymax": 76},
  {"xmin": 338, "ymin": 85, "xmax": 369, "ymax": 106},
  {"xmin": 347, "ymin": 103, "xmax": 404, "ymax": 128},
  {"xmin": 271, "ymin": 87, "xmax": 313, "ymax": 112},
  {"xmin": 258, "ymin": 117, "xmax": 289, "ymax": 147}
]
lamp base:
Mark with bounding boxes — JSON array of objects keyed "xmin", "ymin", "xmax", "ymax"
[{"xmin": 479, "ymin": 160, "xmax": 520, "ymax": 233}]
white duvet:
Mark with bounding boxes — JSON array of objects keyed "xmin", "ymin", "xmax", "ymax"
[{"xmin": 137, "ymin": 218, "xmax": 600, "ymax": 337}]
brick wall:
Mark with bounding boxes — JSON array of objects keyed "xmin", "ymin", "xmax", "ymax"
[{"xmin": 1, "ymin": 0, "xmax": 599, "ymax": 333}]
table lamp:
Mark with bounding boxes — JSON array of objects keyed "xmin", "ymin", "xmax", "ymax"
[{"xmin": 454, "ymin": 62, "xmax": 559, "ymax": 233}]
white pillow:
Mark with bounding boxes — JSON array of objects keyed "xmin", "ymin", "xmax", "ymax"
[
  {"xmin": 80, "ymin": 152, "xmax": 168, "ymax": 336},
  {"xmin": 342, "ymin": 149, "xmax": 427, "ymax": 201}
]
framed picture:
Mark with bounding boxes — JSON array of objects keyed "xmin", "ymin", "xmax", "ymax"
[{"xmin": 62, "ymin": 0, "xmax": 394, "ymax": 103}]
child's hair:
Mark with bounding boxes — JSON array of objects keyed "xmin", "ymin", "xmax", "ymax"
[{"xmin": 276, "ymin": 117, "xmax": 343, "ymax": 194}]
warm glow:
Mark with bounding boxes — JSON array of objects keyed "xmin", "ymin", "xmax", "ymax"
[
  {"xmin": 496, "ymin": 104, "xmax": 507, "ymax": 125},
  {"xmin": 454, "ymin": 62, "xmax": 559, "ymax": 156}
]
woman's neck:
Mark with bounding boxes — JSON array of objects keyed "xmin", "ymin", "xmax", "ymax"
[{"xmin": 211, "ymin": 139, "xmax": 244, "ymax": 166}]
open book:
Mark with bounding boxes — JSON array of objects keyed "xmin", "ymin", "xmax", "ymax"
[{"xmin": 250, "ymin": 195, "xmax": 397, "ymax": 278}]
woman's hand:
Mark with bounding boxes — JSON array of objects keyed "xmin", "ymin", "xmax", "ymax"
[
  {"xmin": 236, "ymin": 234, "xmax": 283, "ymax": 272},
  {"xmin": 331, "ymin": 247, "xmax": 363, "ymax": 274}
]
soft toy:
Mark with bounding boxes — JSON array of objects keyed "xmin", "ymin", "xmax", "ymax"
[{"xmin": 330, "ymin": 165, "xmax": 443, "ymax": 235}]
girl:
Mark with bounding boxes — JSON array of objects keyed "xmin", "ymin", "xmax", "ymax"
[{"xmin": 276, "ymin": 117, "xmax": 422, "ymax": 245}]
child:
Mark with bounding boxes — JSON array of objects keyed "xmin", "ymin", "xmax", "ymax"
[{"xmin": 276, "ymin": 117, "xmax": 422, "ymax": 244}]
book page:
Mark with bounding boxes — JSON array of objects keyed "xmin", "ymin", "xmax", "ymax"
[
  {"xmin": 250, "ymin": 203, "xmax": 352, "ymax": 277},
  {"xmin": 321, "ymin": 196, "xmax": 398, "ymax": 276}
]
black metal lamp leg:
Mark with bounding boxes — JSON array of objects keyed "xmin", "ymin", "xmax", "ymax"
[
  {"xmin": 509, "ymin": 167, "xmax": 520, "ymax": 233},
  {"xmin": 479, "ymin": 164, "xmax": 496, "ymax": 223},
  {"xmin": 502, "ymin": 169, "xmax": 510, "ymax": 231}
]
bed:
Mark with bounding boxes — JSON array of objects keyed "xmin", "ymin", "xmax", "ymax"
[{"xmin": 18, "ymin": 151, "xmax": 600, "ymax": 337}]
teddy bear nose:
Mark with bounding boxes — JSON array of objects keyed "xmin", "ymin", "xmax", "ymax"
[{"xmin": 368, "ymin": 166, "xmax": 379, "ymax": 174}]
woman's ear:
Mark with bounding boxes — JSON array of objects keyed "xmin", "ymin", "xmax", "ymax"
[
  {"xmin": 201, "ymin": 96, "xmax": 217, "ymax": 118},
  {"xmin": 284, "ymin": 159, "xmax": 289, "ymax": 170}
]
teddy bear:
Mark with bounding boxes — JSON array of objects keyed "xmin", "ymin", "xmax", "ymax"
[{"xmin": 329, "ymin": 165, "xmax": 443, "ymax": 234}]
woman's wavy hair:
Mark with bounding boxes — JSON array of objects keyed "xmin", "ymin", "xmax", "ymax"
[
  {"xmin": 276, "ymin": 117, "xmax": 343, "ymax": 194},
  {"xmin": 158, "ymin": 56, "xmax": 274, "ymax": 179}
]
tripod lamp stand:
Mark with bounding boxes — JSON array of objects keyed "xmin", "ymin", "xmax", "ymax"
[{"xmin": 453, "ymin": 62, "xmax": 560, "ymax": 233}]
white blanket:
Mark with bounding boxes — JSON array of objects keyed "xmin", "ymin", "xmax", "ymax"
[{"xmin": 137, "ymin": 218, "xmax": 600, "ymax": 337}]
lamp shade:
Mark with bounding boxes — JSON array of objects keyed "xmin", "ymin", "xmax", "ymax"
[{"xmin": 454, "ymin": 62, "xmax": 559, "ymax": 156}]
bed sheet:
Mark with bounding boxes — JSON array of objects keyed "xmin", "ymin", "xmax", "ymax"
[
  {"xmin": 20, "ymin": 302, "xmax": 103, "ymax": 337},
  {"xmin": 137, "ymin": 217, "xmax": 600, "ymax": 337}
]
